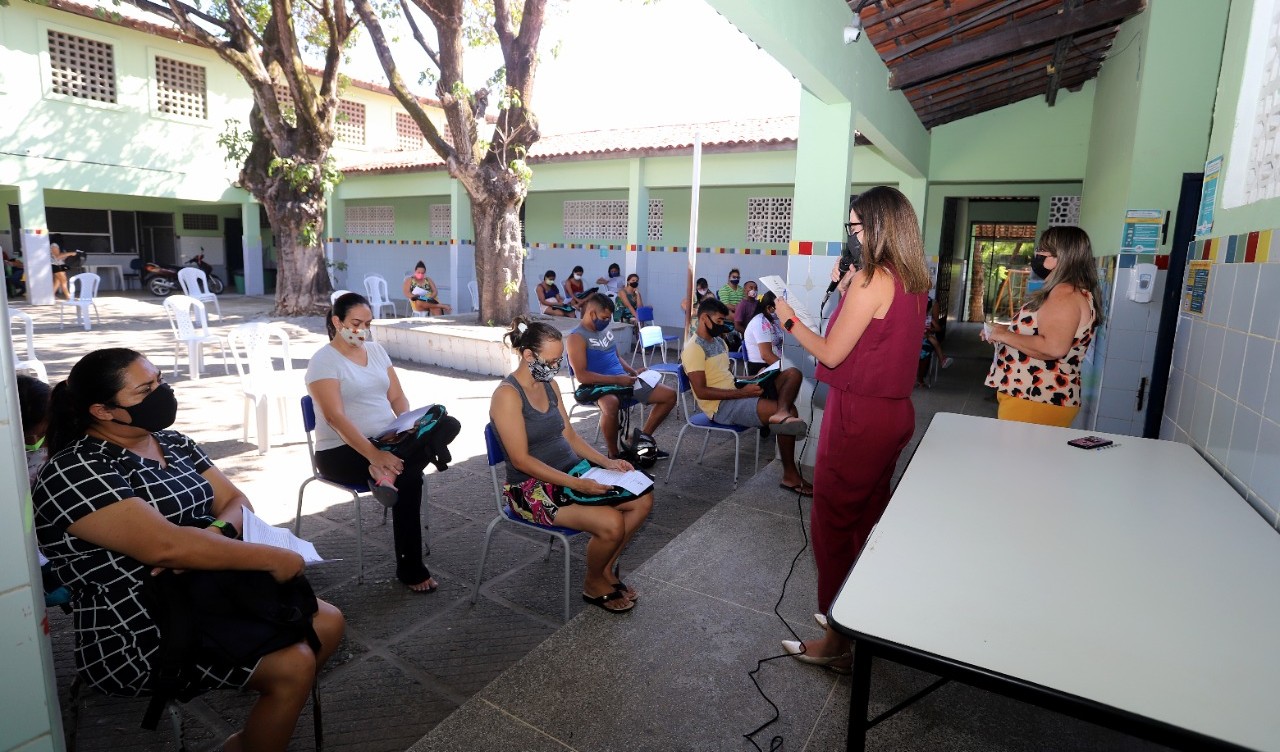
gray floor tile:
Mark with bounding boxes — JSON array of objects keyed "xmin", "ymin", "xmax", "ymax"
[{"xmin": 407, "ymin": 699, "xmax": 573, "ymax": 752}]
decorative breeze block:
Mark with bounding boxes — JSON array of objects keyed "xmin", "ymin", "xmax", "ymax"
[
  {"xmin": 564, "ymin": 200, "xmax": 628, "ymax": 240},
  {"xmin": 1048, "ymin": 196, "xmax": 1081, "ymax": 226},
  {"xmin": 155, "ymin": 56, "xmax": 207, "ymax": 119},
  {"xmin": 430, "ymin": 204, "xmax": 451, "ymax": 237},
  {"xmin": 48, "ymin": 30, "xmax": 116, "ymax": 103},
  {"xmin": 336, "ymin": 99, "xmax": 366, "ymax": 145},
  {"xmin": 647, "ymin": 199, "xmax": 663, "ymax": 242},
  {"xmin": 746, "ymin": 197, "xmax": 793, "ymax": 245},
  {"xmin": 396, "ymin": 112, "xmax": 424, "ymax": 151},
  {"xmin": 346, "ymin": 205, "xmax": 395, "ymax": 236}
]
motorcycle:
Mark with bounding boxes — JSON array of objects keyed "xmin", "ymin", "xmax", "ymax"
[{"xmin": 144, "ymin": 254, "xmax": 225, "ymax": 297}]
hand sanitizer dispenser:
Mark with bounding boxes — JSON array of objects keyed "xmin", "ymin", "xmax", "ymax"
[{"xmin": 1128, "ymin": 262, "xmax": 1157, "ymax": 303}]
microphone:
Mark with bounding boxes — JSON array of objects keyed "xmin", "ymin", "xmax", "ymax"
[{"xmin": 821, "ymin": 240, "xmax": 858, "ymax": 310}]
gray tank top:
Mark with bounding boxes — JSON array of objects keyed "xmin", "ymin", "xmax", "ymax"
[{"xmin": 501, "ymin": 375, "xmax": 579, "ymax": 484}]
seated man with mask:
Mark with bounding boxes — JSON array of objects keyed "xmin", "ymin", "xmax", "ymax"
[
  {"xmin": 565, "ymin": 293, "xmax": 677, "ymax": 460},
  {"xmin": 681, "ymin": 298, "xmax": 812, "ymax": 495}
]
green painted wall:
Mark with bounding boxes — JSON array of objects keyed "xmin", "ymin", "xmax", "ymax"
[
  {"xmin": 337, "ymin": 195, "xmax": 451, "ymax": 239},
  {"xmin": 523, "ymin": 185, "xmax": 794, "ymax": 250},
  {"xmin": 337, "ymin": 171, "xmax": 456, "ymax": 200},
  {"xmin": 968, "ymin": 200, "xmax": 1040, "ymax": 224},
  {"xmin": 929, "ymin": 82, "xmax": 1095, "ymax": 182},
  {"xmin": 1079, "ymin": 2, "xmax": 1228, "ymax": 253},
  {"xmin": 1203, "ymin": 0, "xmax": 1278, "ymax": 237}
]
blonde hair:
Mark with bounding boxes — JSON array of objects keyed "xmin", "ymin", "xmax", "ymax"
[
  {"xmin": 852, "ymin": 186, "xmax": 931, "ymax": 294},
  {"xmin": 1024, "ymin": 226, "xmax": 1104, "ymax": 326}
]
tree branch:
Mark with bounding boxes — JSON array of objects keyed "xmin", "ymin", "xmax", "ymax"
[
  {"xmin": 123, "ymin": 0, "xmax": 232, "ymax": 35},
  {"xmin": 492, "ymin": 0, "xmax": 514, "ymax": 47},
  {"xmin": 398, "ymin": 0, "xmax": 443, "ymax": 70},
  {"xmin": 351, "ymin": 0, "xmax": 457, "ymax": 164}
]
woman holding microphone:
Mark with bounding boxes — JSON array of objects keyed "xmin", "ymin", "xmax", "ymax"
[{"xmin": 772, "ymin": 187, "xmax": 931, "ymax": 671}]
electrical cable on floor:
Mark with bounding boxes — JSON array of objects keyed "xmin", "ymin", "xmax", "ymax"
[{"xmin": 744, "ymin": 311, "xmax": 826, "ymax": 752}]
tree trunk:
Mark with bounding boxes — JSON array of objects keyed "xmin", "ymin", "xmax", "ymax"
[
  {"xmin": 472, "ymin": 196, "xmax": 527, "ymax": 326},
  {"xmin": 266, "ymin": 202, "xmax": 332, "ymax": 316}
]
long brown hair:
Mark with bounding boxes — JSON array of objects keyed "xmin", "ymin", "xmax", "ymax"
[
  {"xmin": 1023, "ymin": 226, "xmax": 1105, "ymax": 326},
  {"xmin": 852, "ymin": 186, "xmax": 931, "ymax": 294}
]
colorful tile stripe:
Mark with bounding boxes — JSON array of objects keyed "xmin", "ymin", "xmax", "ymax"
[
  {"xmin": 527, "ymin": 243, "xmax": 783, "ymax": 256},
  {"xmin": 340, "ymin": 239, "xmax": 470, "ymax": 245},
  {"xmin": 1190, "ymin": 228, "xmax": 1278, "ymax": 264},
  {"xmin": 787, "ymin": 240, "xmax": 844, "ymax": 256}
]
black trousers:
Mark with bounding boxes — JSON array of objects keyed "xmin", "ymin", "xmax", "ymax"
[{"xmin": 314, "ymin": 444, "xmax": 431, "ymax": 585}]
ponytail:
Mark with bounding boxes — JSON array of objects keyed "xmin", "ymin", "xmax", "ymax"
[
  {"xmin": 504, "ymin": 315, "xmax": 561, "ymax": 355},
  {"xmin": 45, "ymin": 348, "xmax": 142, "ymax": 456}
]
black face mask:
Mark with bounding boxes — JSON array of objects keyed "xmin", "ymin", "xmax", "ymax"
[
  {"xmin": 628, "ymin": 281, "xmax": 639, "ymax": 288},
  {"xmin": 1031, "ymin": 254, "xmax": 1053, "ymax": 281},
  {"xmin": 111, "ymin": 383, "xmax": 178, "ymax": 432},
  {"xmin": 703, "ymin": 316, "xmax": 733, "ymax": 337},
  {"xmin": 845, "ymin": 232, "xmax": 863, "ymax": 270}
]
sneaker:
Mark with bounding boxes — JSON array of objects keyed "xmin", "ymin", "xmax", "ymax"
[
  {"xmin": 654, "ymin": 447, "xmax": 671, "ymax": 460},
  {"xmin": 942, "ymin": 357, "xmax": 955, "ymax": 369}
]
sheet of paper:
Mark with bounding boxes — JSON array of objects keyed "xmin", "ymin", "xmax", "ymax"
[
  {"xmin": 240, "ymin": 508, "xmax": 326, "ymax": 565},
  {"xmin": 758, "ymin": 275, "xmax": 819, "ymax": 331},
  {"xmin": 411, "ymin": 286, "xmax": 430, "ymax": 297},
  {"xmin": 379, "ymin": 405, "xmax": 434, "ymax": 436},
  {"xmin": 636, "ymin": 370, "xmax": 662, "ymax": 388},
  {"xmin": 582, "ymin": 467, "xmax": 654, "ymax": 496},
  {"xmin": 759, "ymin": 361, "xmax": 781, "ymax": 374}
]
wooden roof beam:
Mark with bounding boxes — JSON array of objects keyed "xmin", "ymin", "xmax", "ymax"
[
  {"xmin": 919, "ymin": 69, "xmax": 1096, "ymax": 126},
  {"xmin": 1046, "ymin": 0, "xmax": 1084, "ymax": 106},
  {"xmin": 888, "ymin": 0, "xmax": 1144, "ymax": 89}
]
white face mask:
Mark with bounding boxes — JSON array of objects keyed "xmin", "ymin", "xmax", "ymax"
[
  {"xmin": 573, "ymin": 273, "xmax": 583, "ymax": 280},
  {"xmin": 339, "ymin": 326, "xmax": 367, "ymax": 346}
]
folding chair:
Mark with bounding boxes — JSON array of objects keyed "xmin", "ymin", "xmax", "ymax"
[
  {"xmin": 296, "ymin": 395, "xmax": 374, "ymax": 583},
  {"xmin": 728, "ymin": 341, "xmax": 748, "ymax": 376},
  {"xmin": 472, "ymin": 423, "xmax": 584, "ymax": 623},
  {"xmin": 665, "ymin": 365, "xmax": 760, "ymax": 486},
  {"xmin": 468, "ymin": 280, "xmax": 479, "ymax": 311},
  {"xmin": 566, "ymin": 358, "xmax": 644, "ymax": 444}
]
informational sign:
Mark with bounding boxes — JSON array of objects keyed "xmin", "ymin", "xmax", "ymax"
[
  {"xmin": 1121, "ymin": 209, "xmax": 1163, "ymax": 252},
  {"xmin": 1197, "ymin": 156, "xmax": 1222, "ymax": 236},
  {"xmin": 1183, "ymin": 260, "xmax": 1212, "ymax": 316}
]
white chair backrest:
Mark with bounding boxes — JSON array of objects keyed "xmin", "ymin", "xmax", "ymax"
[
  {"xmin": 177, "ymin": 267, "xmax": 214, "ymax": 298},
  {"xmin": 227, "ymin": 322, "xmax": 292, "ymax": 387},
  {"xmin": 364, "ymin": 275, "xmax": 390, "ymax": 306},
  {"xmin": 639, "ymin": 325, "xmax": 666, "ymax": 349},
  {"xmin": 69, "ymin": 273, "xmax": 100, "ymax": 301},
  {"xmin": 9, "ymin": 307, "xmax": 36, "ymax": 361},
  {"xmin": 163, "ymin": 295, "xmax": 210, "ymax": 340},
  {"xmin": 331, "ymin": 289, "xmax": 351, "ymax": 305},
  {"xmin": 468, "ymin": 280, "xmax": 479, "ymax": 310}
]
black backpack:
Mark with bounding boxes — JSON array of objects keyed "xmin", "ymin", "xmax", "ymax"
[{"xmin": 616, "ymin": 410, "xmax": 658, "ymax": 470}]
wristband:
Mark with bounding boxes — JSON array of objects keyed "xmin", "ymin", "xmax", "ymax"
[
  {"xmin": 783, "ymin": 317, "xmax": 798, "ymax": 332},
  {"xmin": 208, "ymin": 519, "xmax": 239, "ymax": 539}
]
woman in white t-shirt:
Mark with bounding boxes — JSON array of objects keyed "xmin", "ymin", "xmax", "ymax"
[
  {"xmin": 305, "ymin": 292, "xmax": 437, "ymax": 593},
  {"xmin": 744, "ymin": 290, "xmax": 785, "ymax": 376}
]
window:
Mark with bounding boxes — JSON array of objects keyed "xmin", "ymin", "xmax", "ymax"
[
  {"xmin": 430, "ymin": 204, "xmax": 450, "ymax": 237},
  {"xmin": 1246, "ymin": 0, "xmax": 1280, "ymax": 203},
  {"xmin": 155, "ymin": 56, "xmax": 207, "ymax": 119},
  {"xmin": 746, "ymin": 197, "xmax": 792, "ymax": 245},
  {"xmin": 345, "ymin": 205, "xmax": 394, "ymax": 236},
  {"xmin": 335, "ymin": 99, "xmax": 366, "ymax": 145},
  {"xmin": 563, "ymin": 200, "xmax": 627, "ymax": 240},
  {"xmin": 396, "ymin": 112, "xmax": 424, "ymax": 151},
  {"xmin": 1048, "ymin": 196, "xmax": 1081, "ymax": 227},
  {"xmin": 647, "ymin": 199, "xmax": 663, "ymax": 242},
  {"xmin": 47, "ymin": 30, "xmax": 116, "ymax": 103},
  {"xmin": 183, "ymin": 213, "xmax": 219, "ymax": 231}
]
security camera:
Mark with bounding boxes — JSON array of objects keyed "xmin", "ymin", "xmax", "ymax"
[{"xmin": 843, "ymin": 23, "xmax": 862, "ymax": 45}]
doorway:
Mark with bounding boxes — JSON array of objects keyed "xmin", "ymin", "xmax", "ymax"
[{"xmin": 964, "ymin": 222, "xmax": 1038, "ymax": 323}]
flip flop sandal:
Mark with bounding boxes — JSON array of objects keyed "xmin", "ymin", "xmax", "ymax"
[
  {"xmin": 582, "ymin": 590, "xmax": 634, "ymax": 613},
  {"xmin": 779, "ymin": 482, "xmax": 814, "ymax": 497},
  {"xmin": 407, "ymin": 577, "xmax": 438, "ymax": 594},
  {"xmin": 612, "ymin": 581, "xmax": 638, "ymax": 601},
  {"xmin": 768, "ymin": 418, "xmax": 809, "ymax": 437}
]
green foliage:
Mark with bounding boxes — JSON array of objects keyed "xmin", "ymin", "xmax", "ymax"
[
  {"xmin": 450, "ymin": 80, "xmax": 472, "ymax": 102},
  {"xmin": 509, "ymin": 158, "xmax": 532, "ymax": 185},
  {"xmin": 216, "ymin": 119, "xmax": 253, "ymax": 164},
  {"xmin": 497, "ymin": 86, "xmax": 522, "ymax": 111},
  {"xmin": 267, "ymin": 155, "xmax": 343, "ymax": 196},
  {"xmin": 502, "ymin": 279, "xmax": 520, "ymax": 297}
]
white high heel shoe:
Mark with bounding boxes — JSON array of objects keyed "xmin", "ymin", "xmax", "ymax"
[{"xmin": 781, "ymin": 640, "xmax": 851, "ymax": 674}]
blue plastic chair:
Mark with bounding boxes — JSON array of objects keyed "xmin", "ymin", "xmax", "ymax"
[
  {"xmin": 472, "ymin": 423, "xmax": 584, "ymax": 623},
  {"xmin": 664, "ymin": 366, "xmax": 760, "ymax": 486},
  {"xmin": 633, "ymin": 305, "xmax": 679, "ymax": 357},
  {"xmin": 727, "ymin": 341, "xmax": 748, "ymax": 376}
]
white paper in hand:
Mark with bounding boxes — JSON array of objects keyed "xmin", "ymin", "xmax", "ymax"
[
  {"xmin": 582, "ymin": 467, "xmax": 654, "ymax": 496},
  {"xmin": 758, "ymin": 275, "xmax": 819, "ymax": 331},
  {"xmin": 240, "ymin": 508, "xmax": 326, "ymax": 565},
  {"xmin": 636, "ymin": 370, "xmax": 662, "ymax": 389},
  {"xmin": 411, "ymin": 286, "xmax": 431, "ymax": 297},
  {"xmin": 379, "ymin": 405, "xmax": 435, "ymax": 437}
]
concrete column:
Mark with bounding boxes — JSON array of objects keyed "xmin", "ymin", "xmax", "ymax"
[
  {"xmin": 0, "ymin": 322, "xmax": 65, "ymax": 750},
  {"xmin": 241, "ymin": 200, "xmax": 264, "ymax": 296},
  {"xmin": 899, "ymin": 176, "xmax": 928, "ymax": 231},
  {"xmin": 18, "ymin": 183, "xmax": 53, "ymax": 306},
  {"xmin": 449, "ymin": 180, "xmax": 473, "ymax": 312},
  {"xmin": 625, "ymin": 158, "xmax": 648, "ymax": 279}
]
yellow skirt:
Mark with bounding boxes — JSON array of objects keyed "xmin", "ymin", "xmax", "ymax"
[{"xmin": 996, "ymin": 392, "xmax": 1080, "ymax": 428}]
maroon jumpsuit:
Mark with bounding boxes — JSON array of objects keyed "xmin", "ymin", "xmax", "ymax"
[{"xmin": 812, "ymin": 269, "xmax": 926, "ymax": 613}]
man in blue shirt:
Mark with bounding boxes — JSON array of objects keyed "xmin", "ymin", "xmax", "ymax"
[{"xmin": 566, "ymin": 294, "xmax": 677, "ymax": 459}]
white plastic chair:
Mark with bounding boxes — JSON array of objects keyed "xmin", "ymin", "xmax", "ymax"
[
  {"xmin": 363, "ymin": 275, "xmax": 398, "ymax": 318},
  {"xmin": 406, "ymin": 276, "xmax": 430, "ymax": 319},
  {"xmin": 57, "ymin": 273, "xmax": 101, "ymax": 331},
  {"xmin": 330, "ymin": 289, "xmax": 351, "ymax": 305},
  {"xmin": 227, "ymin": 322, "xmax": 294, "ymax": 454},
  {"xmin": 177, "ymin": 267, "xmax": 222, "ymax": 320},
  {"xmin": 468, "ymin": 280, "xmax": 479, "ymax": 311},
  {"xmin": 8, "ymin": 307, "xmax": 47, "ymax": 381},
  {"xmin": 162, "ymin": 295, "xmax": 228, "ymax": 380}
]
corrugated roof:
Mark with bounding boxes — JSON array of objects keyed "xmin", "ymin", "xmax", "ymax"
[{"xmin": 341, "ymin": 116, "xmax": 813, "ymax": 175}]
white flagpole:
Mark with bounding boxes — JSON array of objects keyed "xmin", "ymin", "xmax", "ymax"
[{"xmin": 685, "ymin": 131, "xmax": 702, "ymax": 332}]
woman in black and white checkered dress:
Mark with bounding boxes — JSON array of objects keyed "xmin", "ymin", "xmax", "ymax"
[{"xmin": 32, "ymin": 348, "xmax": 345, "ymax": 752}]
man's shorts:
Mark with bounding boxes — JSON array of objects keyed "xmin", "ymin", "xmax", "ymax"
[{"xmin": 710, "ymin": 396, "xmax": 762, "ymax": 427}]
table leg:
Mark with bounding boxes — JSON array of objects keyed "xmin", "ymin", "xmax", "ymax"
[{"xmin": 847, "ymin": 642, "xmax": 873, "ymax": 752}]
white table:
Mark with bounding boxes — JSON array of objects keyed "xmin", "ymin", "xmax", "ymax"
[
  {"xmin": 84, "ymin": 264, "xmax": 124, "ymax": 291},
  {"xmin": 829, "ymin": 413, "xmax": 1280, "ymax": 752}
]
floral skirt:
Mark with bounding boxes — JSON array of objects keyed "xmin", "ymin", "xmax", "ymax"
[{"xmin": 502, "ymin": 477, "xmax": 566, "ymax": 526}]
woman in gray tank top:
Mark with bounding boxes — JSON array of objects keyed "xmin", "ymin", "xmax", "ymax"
[{"xmin": 490, "ymin": 318, "xmax": 654, "ymax": 614}]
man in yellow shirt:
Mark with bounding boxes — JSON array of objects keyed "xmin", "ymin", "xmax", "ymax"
[{"xmin": 681, "ymin": 298, "xmax": 813, "ymax": 495}]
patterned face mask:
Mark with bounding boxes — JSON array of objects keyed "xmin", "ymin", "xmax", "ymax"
[
  {"xmin": 339, "ymin": 326, "xmax": 368, "ymax": 346},
  {"xmin": 528, "ymin": 355, "xmax": 561, "ymax": 382}
]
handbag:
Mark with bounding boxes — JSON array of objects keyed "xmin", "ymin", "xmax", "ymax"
[{"xmin": 141, "ymin": 569, "xmax": 324, "ymax": 746}]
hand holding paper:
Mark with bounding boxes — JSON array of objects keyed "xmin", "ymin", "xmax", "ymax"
[{"xmin": 759, "ymin": 275, "xmax": 819, "ymax": 331}]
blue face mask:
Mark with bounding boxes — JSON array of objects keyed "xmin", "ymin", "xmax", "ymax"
[{"xmin": 593, "ymin": 316, "xmax": 611, "ymax": 332}]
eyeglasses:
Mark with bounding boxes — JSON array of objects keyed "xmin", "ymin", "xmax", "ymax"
[
  {"xmin": 844, "ymin": 222, "xmax": 863, "ymax": 234},
  {"xmin": 1034, "ymin": 249, "xmax": 1056, "ymax": 257}
]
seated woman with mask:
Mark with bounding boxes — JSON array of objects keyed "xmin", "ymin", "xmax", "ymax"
[{"xmin": 32, "ymin": 348, "xmax": 345, "ymax": 752}]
